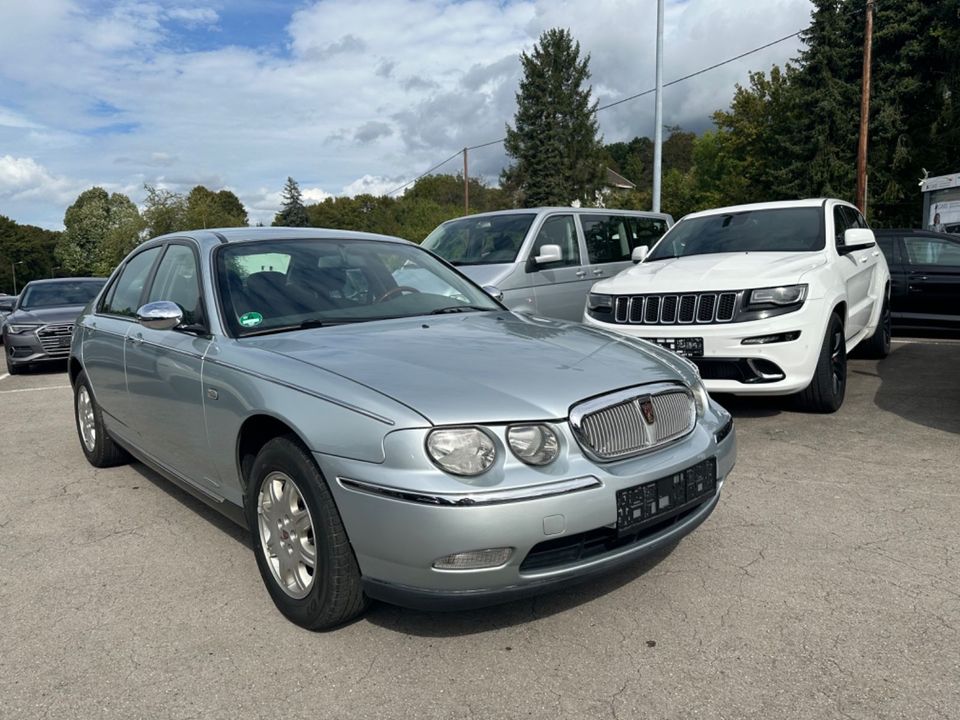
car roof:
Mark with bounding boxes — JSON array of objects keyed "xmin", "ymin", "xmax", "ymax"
[
  {"xmin": 21, "ymin": 277, "xmax": 105, "ymax": 285},
  {"xmin": 150, "ymin": 226, "xmax": 414, "ymax": 246},
  {"xmin": 438, "ymin": 207, "xmax": 673, "ymax": 222},
  {"xmin": 681, "ymin": 198, "xmax": 841, "ymax": 220}
]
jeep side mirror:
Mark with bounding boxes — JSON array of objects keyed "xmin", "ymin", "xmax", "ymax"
[{"xmin": 632, "ymin": 245, "xmax": 649, "ymax": 263}]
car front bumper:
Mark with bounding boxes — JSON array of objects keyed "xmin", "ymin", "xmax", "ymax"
[
  {"xmin": 316, "ymin": 405, "xmax": 736, "ymax": 609},
  {"xmin": 3, "ymin": 327, "xmax": 73, "ymax": 367},
  {"xmin": 583, "ymin": 299, "xmax": 828, "ymax": 396}
]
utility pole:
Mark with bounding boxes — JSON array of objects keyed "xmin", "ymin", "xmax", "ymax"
[
  {"xmin": 855, "ymin": 0, "xmax": 874, "ymax": 215},
  {"xmin": 652, "ymin": 0, "xmax": 664, "ymax": 213},
  {"xmin": 12, "ymin": 260, "xmax": 23, "ymax": 295},
  {"xmin": 463, "ymin": 147, "xmax": 469, "ymax": 215}
]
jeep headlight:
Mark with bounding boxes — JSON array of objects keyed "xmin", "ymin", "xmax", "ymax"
[
  {"xmin": 748, "ymin": 284, "xmax": 807, "ymax": 306},
  {"xmin": 426, "ymin": 427, "xmax": 497, "ymax": 476}
]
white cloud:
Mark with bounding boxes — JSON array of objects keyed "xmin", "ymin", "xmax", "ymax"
[
  {"xmin": 0, "ymin": 0, "xmax": 815, "ymax": 229},
  {"xmin": 0, "ymin": 155, "xmax": 78, "ymax": 203}
]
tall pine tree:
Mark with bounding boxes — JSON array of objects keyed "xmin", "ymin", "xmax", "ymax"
[
  {"xmin": 274, "ymin": 177, "xmax": 309, "ymax": 227},
  {"xmin": 502, "ymin": 28, "xmax": 605, "ymax": 207}
]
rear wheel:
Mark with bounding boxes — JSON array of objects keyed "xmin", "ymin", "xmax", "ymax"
[
  {"xmin": 796, "ymin": 313, "xmax": 846, "ymax": 413},
  {"xmin": 245, "ymin": 435, "xmax": 367, "ymax": 630},
  {"xmin": 74, "ymin": 371, "xmax": 130, "ymax": 467},
  {"xmin": 858, "ymin": 296, "xmax": 891, "ymax": 359}
]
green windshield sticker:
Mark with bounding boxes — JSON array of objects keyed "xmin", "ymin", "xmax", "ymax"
[{"xmin": 239, "ymin": 311, "xmax": 263, "ymax": 328}]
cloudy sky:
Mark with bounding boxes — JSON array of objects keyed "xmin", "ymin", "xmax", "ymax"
[{"xmin": 0, "ymin": 0, "xmax": 814, "ymax": 229}]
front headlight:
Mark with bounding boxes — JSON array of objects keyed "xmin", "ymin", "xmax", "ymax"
[
  {"xmin": 506, "ymin": 424, "xmax": 560, "ymax": 465},
  {"xmin": 690, "ymin": 374, "xmax": 710, "ymax": 418},
  {"xmin": 587, "ymin": 293, "xmax": 612, "ymax": 311},
  {"xmin": 426, "ymin": 427, "xmax": 497, "ymax": 476},
  {"xmin": 7, "ymin": 324, "xmax": 41, "ymax": 334},
  {"xmin": 748, "ymin": 284, "xmax": 807, "ymax": 306}
]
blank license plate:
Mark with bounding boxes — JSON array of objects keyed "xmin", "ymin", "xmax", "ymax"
[
  {"xmin": 643, "ymin": 336, "xmax": 703, "ymax": 357},
  {"xmin": 616, "ymin": 458, "xmax": 717, "ymax": 535}
]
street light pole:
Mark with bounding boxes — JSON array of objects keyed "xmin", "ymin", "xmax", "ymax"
[
  {"xmin": 12, "ymin": 261, "xmax": 24, "ymax": 295},
  {"xmin": 855, "ymin": 0, "xmax": 874, "ymax": 215},
  {"xmin": 652, "ymin": 0, "xmax": 664, "ymax": 213}
]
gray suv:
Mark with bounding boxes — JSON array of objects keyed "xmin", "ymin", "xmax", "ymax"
[
  {"xmin": 422, "ymin": 208, "xmax": 672, "ymax": 321},
  {"xmin": 3, "ymin": 278, "xmax": 105, "ymax": 374}
]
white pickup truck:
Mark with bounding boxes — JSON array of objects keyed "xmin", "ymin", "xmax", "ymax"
[{"xmin": 583, "ymin": 199, "xmax": 891, "ymax": 412}]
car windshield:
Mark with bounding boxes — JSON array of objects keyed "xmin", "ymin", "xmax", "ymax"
[
  {"xmin": 646, "ymin": 207, "xmax": 824, "ymax": 261},
  {"xmin": 217, "ymin": 238, "xmax": 502, "ymax": 337},
  {"xmin": 18, "ymin": 280, "xmax": 104, "ymax": 310},
  {"xmin": 422, "ymin": 214, "xmax": 536, "ymax": 265}
]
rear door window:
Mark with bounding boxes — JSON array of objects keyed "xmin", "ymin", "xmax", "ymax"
[{"xmin": 582, "ymin": 214, "xmax": 664, "ymax": 264}]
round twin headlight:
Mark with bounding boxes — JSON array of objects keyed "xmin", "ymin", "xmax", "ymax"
[
  {"xmin": 426, "ymin": 428, "xmax": 496, "ymax": 476},
  {"xmin": 690, "ymin": 375, "xmax": 710, "ymax": 418},
  {"xmin": 506, "ymin": 424, "xmax": 560, "ymax": 466}
]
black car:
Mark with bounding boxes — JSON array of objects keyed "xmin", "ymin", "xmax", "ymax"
[
  {"xmin": 3, "ymin": 278, "xmax": 105, "ymax": 374},
  {"xmin": 874, "ymin": 229, "xmax": 960, "ymax": 331}
]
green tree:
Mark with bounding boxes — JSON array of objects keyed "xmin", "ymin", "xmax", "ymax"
[
  {"xmin": 502, "ymin": 28, "xmax": 605, "ymax": 206},
  {"xmin": 55, "ymin": 187, "xmax": 144, "ymax": 276},
  {"xmin": 184, "ymin": 186, "xmax": 248, "ymax": 229},
  {"xmin": 274, "ymin": 177, "xmax": 309, "ymax": 227},
  {"xmin": 0, "ymin": 215, "xmax": 61, "ymax": 293},
  {"xmin": 142, "ymin": 184, "xmax": 188, "ymax": 238}
]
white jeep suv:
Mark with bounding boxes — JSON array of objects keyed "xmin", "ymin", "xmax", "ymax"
[{"xmin": 583, "ymin": 199, "xmax": 891, "ymax": 412}]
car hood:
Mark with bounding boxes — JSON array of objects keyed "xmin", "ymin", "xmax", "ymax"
[
  {"xmin": 595, "ymin": 251, "xmax": 827, "ymax": 294},
  {"xmin": 248, "ymin": 312, "xmax": 682, "ymax": 425},
  {"xmin": 5, "ymin": 305, "xmax": 87, "ymax": 326}
]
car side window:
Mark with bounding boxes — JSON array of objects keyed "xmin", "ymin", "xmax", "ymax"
[
  {"xmin": 903, "ymin": 236, "xmax": 960, "ymax": 267},
  {"xmin": 833, "ymin": 206, "xmax": 853, "ymax": 247},
  {"xmin": 146, "ymin": 244, "xmax": 203, "ymax": 325},
  {"xmin": 529, "ymin": 215, "xmax": 580, "ymax": 267},
  {"xmin": 100, "ymin": 246, "xmax": 162, "ymax": 317},
  {"xmin": 874, "ymin": 236, "xmax": 899, "ymax": 265},
  {"xmin": 582, "ymin": 214, "xmax": 644, "ymax": 264}
]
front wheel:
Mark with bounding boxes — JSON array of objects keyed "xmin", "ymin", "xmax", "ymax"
[
  {"xmin": 245, "ymin": 435, "xmax": 367, "ymax": 630},
  {"xmin": 796, "ymin": 313, "xmax": 846, "ymax": 413},
  {"xmin": 74, "ymin": 371, "xmax": 130, "ymax": 467}
]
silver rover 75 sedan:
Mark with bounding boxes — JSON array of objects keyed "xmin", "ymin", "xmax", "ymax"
[{"xmin": 69, "ymin": 227, "xmax": 736, "ymax": 630}]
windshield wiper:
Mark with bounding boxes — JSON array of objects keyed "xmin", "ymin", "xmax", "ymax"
[{"xmin": 428, "ymin": 305, "xmax": 492, "ymax": 314}]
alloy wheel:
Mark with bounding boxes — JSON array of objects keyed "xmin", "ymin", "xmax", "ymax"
[
  {"xmin": 257, "ymin": 471, "xmax": 317, "ymax": 599},
  {"xmin": 77, "ymin": 385, "xmax": 97, "ymax": 452}
]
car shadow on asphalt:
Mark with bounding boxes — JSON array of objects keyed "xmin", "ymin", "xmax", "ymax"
[
  {"xmin": 872, "ymin": 341, "xmax": 960, "ymax": 435},
  {"xmin": 710, "ymin": 394, "xmax": 786, "ymax": 418},
  {"xmin": 362, "ymin": 543, "xmax": 677, "ymax": 637},
  {"xmin": 128, "ymin": 461, "xmax": 252, "ymax": 546}
]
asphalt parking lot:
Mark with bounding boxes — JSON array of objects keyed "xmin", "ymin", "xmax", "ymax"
[{"xmin": 1, "ymin": 338, "xmax": 958, "ymax": 720}]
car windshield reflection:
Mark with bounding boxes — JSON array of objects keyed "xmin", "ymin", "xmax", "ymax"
[{"xmin": 217, "ymin": 238, "xmax": 501, "ymax": 336}]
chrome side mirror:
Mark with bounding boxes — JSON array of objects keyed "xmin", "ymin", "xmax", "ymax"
[
  {"xmin": 137, "ymin": 301, "xmax": 183, "ymax": 331},
  {"xmin": 482, "ymin": 285, "xmax": 504, "ymax": 302},
  {"xmin": 534, "ymin": 244, "xmax": 563, "ymax": 264},
  {"xmin": 631, "ymin": 245, "xmax": 649, "ymax": 263}
]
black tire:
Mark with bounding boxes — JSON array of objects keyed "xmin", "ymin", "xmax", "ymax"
[
  {"xmin": 858, "ymin": 296, "xmax": 891, "ymax": 359},
  {"xmin": 245, "ymin": 435, "xmax": 367, "ymax": 630},
  {"xmin": 796, "ymin": 313, "xmax": 847, "ymax": 413},
  {"xmin": 74, "ymin": 370, "xmax": 130, "ymax": 467}
]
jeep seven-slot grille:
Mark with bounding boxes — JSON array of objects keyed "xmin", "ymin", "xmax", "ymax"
[{"xmin": 612, "ymin": 292, "xmax": 739, "ymax": 325}]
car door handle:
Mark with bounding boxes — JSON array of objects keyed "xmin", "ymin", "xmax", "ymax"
[
  {"xmin": 128, "ymin": 334, "xmax": 143, "ymax": 346},
  {"xmin": 575, "ymin": 270, "xmax": 586, "ymax": 278},
  {"xmin": 859, "ymin": 256, "xmax": 868, "ymax": 263},
  {"xmin": 592, "ymin": 268, "xmax": 604, "ymax": 276}
]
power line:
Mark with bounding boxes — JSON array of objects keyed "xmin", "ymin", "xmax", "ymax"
[{"xmin": 386, "ymin": 10, "xmax": 853, "ymax": 196}]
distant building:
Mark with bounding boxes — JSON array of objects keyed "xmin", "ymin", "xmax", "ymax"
[{"xmin": 921, "ymin": 173, "xmax": 960, "ymax": 234}]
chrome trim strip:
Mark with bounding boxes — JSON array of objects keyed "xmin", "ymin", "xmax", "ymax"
[
  {"xmin": 203, "ymin": 357, "xmax": 396, "ymax": 426},
  {"xmin": 337, "ymin": 475, "xmax": 602, "ymax": 506}
]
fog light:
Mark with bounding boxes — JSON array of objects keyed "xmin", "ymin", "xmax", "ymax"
[
  {"xmin": 433, "ymin": 547, "xmax": 513, "ymax": 570},
  {"xmin": 741, "ymin": 331, "xmax": 801, "ymax": 345}
]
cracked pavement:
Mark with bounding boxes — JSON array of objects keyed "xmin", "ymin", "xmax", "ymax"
[{"xmin": 0, "ymin": 338, "xmax": 958, "ymax": 719}]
